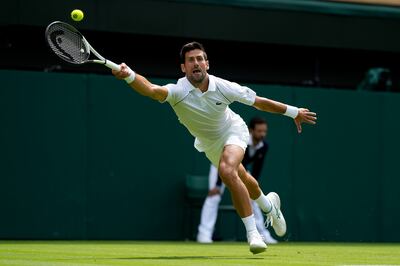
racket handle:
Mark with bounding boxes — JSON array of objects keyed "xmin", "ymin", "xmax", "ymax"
[{"xmin": 104, "ymin": 60, "xmax": 121, "ymax": 71}]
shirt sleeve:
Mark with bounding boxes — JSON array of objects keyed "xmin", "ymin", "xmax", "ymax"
[
  {"xmin": 218, "ymin": 78, "xmax": 257, "ymax": 106},
  {"xmin": 233, "ymin": 83, "xmax": 256, "ymax": 106},
  {"xmin": 162, "ymin": 83, "xmax": 177, "ymax": 105}
]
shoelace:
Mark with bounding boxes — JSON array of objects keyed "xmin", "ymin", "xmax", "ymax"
[{"xmin": 264, "ymin": 214, "xmax": 273, "ymax": 228}]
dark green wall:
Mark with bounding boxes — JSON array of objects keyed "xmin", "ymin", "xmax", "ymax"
[
  {"xmin": 0, "ymin": 70, "xmax": 200, "ymax": 240},
  {"xmin": 1, "ymin": 70, "xmax": 399, "ymax": 241},
  {"xmin": 2, "ymin": 0, "xmax": 400, "ymax": 52}
]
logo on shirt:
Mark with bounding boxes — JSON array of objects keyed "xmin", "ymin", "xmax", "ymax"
[{"xmin": 216, "ymin": 102, "xmax": 222, "ymax": 105}]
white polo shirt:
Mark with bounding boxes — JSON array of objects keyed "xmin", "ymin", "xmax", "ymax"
[{"xmin": 163, "ymin": 75, "xmax": 256, "ymax": 152}]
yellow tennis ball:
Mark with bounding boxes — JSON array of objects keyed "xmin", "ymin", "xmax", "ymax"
[{"xmin": 71, "ymin": 9, "xmax": 84, "ymax": 22}]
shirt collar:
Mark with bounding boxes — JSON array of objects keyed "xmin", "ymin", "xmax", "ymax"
[
  {"xmin": 248, "ymin": 137, "xmax": 264, "ymax": 150},
  {"xmin": 183, "ymin": 74, "xmax": 216, "ymax": 92},
  {"xmin": 208, "ymin": 75, "xmax": 216, "ymax": 92}
]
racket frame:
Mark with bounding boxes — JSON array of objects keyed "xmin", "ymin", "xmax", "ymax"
[{"xmin": 45, "ymin": 21, "xmax": 121, "ymax": 71}]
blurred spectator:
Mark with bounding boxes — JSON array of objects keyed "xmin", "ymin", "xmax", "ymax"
[{"xmin": 357, "ymin": 67, "xmax": 392, "ymax": 92}]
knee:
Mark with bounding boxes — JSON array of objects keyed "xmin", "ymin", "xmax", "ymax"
[{"xmin": 218, "ymin": 162, "xmax": 237, "ymax": 186}]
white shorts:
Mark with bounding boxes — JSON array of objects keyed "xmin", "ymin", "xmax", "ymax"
[{"xmin": 203, "ymin": 125, "xmax": 249, "ymax": 167}]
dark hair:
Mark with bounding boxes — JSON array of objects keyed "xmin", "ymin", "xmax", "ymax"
[
  {"xmin": 249, "ymin": 116, "xmax": 267, "ymax": 130},
  {"xmin": 180, "ymin": 42, "xmax": 208, "ymax": 63}
]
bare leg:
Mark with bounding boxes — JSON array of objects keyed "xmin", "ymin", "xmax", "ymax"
[
  {"xmin": 237, "ymin": 164, "xmax": 262, "ymax": 200},
  {"xmin": 218, "ymin": 145, "xmax": 252, "ymax": 218},
  {"xmin": 218, "ymin": 145, "xmax": 267, "ymax": 254},
  {"xmin": 237, "ymin": 163, "xmax": 287, "ymax": 237},
  {"xmin": 238, "ymin": 163, "xmax": 273, "ymax": 214}
]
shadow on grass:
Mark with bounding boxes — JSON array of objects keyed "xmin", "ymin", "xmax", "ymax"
[{"xmin": 116, "ymin": 256, "xmax": 266, "ymax": 260}]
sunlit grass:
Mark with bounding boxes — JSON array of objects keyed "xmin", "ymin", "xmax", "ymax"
[{"xmin": 0, "ymin": 241, "xmax": 399, "ymax": 266}]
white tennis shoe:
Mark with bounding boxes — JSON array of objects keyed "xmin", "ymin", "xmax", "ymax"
[
  {"xmin": 265, "ymin": 192, "xmax": 287, "ymax": 237},
  {"xmin": 247, "ymin": 230, "xmax": 267, "ymax": 254}
]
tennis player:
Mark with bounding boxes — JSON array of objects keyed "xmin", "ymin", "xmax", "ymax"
[{"xmin": 112, "ymin": 42, "xmax": 317, "ymax": 254}]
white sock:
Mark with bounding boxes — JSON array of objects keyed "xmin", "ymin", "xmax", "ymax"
[
  {"xmin": 241, "ymin": 214, "xmax": 257, "ymax": 233},
  {"xmin": 255, "ymin": 194, "xmax": 272, "ymax": 214}
]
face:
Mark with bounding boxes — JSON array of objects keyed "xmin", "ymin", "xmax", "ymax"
[
  {"xmin": 180, "ymin": 49, "xmax": 209, "ymax": 85},
  {"xmin": 250, "ymin": 123, "xmax": 268, "ymax": 143}
]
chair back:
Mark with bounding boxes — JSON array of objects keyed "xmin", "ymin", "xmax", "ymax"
[{"xmin": 185, "ymin": 175, "xmax": 208, "ymax": 199}]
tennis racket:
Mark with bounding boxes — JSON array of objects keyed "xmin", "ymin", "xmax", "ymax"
[{"xmin": 45, "ymin": 21, "xmax": 121, "ymax": 71}]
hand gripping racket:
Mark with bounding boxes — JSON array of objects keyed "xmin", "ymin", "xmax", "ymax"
[{"xmin": 45, "ymin": 21, "xmax": 121, "ymax": 71}]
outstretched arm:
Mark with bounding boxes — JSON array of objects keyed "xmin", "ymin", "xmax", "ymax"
[
  {"xmin": 112, "ymin": 63, "xmax": 168, "ymax": 102},
  {"xmin": 253, "ymin": 96, "xmax": 317, "ymax": 133}
]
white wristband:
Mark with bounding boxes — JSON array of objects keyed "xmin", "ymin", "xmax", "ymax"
[
  {"xmin": 284, "ymin": 105, "xmax": 299, "ymax": 119},
  {"xmin": 124, "ymin": 68, "xmax": 136, "ymax": 84}
]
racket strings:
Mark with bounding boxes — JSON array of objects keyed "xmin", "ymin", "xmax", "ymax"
[{"xmin": 47, "ymin": 24, "xmax": 89, "ymax": 64}]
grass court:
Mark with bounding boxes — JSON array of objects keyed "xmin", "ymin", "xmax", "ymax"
[{"xmin": 0, "ymin": 241, "xmax": 399, "ymax": 266}]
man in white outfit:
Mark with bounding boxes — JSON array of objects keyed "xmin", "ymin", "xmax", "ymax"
[
  {"xmin": 112, "ymin": 42, "xmax": 317, "ymax": 254},
  {"xmin": 197, "ymin": 117, "xmax": 277, "ymax": 244}
]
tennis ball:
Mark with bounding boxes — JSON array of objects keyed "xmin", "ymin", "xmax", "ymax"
[{"xmin": 71, "ymin": 9, "xmax": 84, "ymax": 22}]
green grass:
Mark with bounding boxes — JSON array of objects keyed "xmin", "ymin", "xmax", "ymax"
[{"xmin": 0, "ymin": 241, "xmax": 399, "ymax": 266}]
